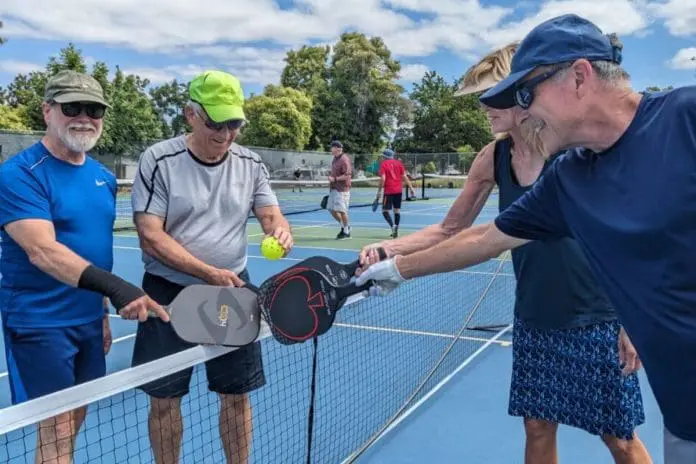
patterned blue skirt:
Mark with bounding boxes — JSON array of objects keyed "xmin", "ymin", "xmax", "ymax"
[{"xmin": 509, "ymin": 318, "xmax": 645, "ymax": 439}]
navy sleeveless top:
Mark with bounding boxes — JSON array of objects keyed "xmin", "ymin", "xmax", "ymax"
[{"xmin": 493, "ymin": 138, "xmax": 616, "ymax": 329}]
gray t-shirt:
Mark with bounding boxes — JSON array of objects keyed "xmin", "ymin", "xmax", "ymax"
[{"xmin": 131, "ymin": 135, "xmax": 278, "ymax": 286}]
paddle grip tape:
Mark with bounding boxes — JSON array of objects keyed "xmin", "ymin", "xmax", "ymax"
[{"xmin": 78, "ymin": 265, "xmax": 145, "ymax": 311}]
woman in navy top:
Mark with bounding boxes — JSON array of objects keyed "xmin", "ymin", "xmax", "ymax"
[{"xmin": 359, "ymin": 43, "xmax": 651, "ymax": 463}]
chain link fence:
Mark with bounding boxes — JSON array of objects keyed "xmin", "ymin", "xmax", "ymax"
[{"xmin": 0, "ymin": 130, "xmax": 476, "ymax": 180}]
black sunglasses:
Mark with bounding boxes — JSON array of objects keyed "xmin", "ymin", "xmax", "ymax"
[
  {"xmin": 514, "ymin": 66, "xmax": 566, "ymax": 110},
  {"xmin": 58, "ymin": 102, "xmax": 107, "ymax": 120},
  {"xmin": 196, "ymin": 109, "xmax": 245, "ymax": 132}
]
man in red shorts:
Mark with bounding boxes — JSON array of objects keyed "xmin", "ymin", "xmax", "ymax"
[{"xmin": 375, "ymin": 149, "xmax": 415, "ymax": 237}]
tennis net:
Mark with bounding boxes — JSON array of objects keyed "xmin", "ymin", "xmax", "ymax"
[
  {"xmin": 0, "ymin": 262, "xmax": 514, "ymax": 463},
  {"xmin": 115, "ymin": 178, "xmax": 384, "ymax": 231}
]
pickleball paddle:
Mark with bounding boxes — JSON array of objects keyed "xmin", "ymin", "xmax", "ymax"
[
  {"xmin": 247, "ymin": 267, "xmax": 378, "ymax": 345},
  {"xmin": 270, "ymin": 255, "xmax": 365, "ymax": 287},
  {"xmin": 371, "ymin": 196, "xmax": 380, "ymax": 212},
  {"xmin": 148, "ymin": 285, "xmax": 261, "ymax": 347}
]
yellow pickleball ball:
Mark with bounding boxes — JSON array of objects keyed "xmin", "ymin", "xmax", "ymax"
[{"xmin": 261, "ymin": 236, "xmax": 285, "ymax": 260}]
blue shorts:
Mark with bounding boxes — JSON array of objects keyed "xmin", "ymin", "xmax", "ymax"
[{"xmin": 2, "ymin": 317, "xmax": 106, "ymax": 404}]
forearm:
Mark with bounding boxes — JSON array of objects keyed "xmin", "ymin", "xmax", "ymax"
[
  {"xmin": 139, "ymin": 230, "xmax": 213, "ymax": 281},
  {"xmin": 397, "ymin": 224, "xmax": 502, "ymax": 279},
  {"xmin": 26, "ymin": 241, "xmax": 92, "ymax": 286},
  {"xmin": 382, "ymin": 224, "xmax": 454, "ymax": 256},
  {"xmin": 258, "ymin": 208, "xmax": 291, "ymax": 235}
]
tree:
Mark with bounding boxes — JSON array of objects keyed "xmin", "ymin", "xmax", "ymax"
[
  {"xmin": 0, "ymin": 105, "xmax": 31, "ymax": 130},
  {"xmin": 237, "ymin": 85, "xmax": 313, "ymax": 150},
  {"xmin": 325, "ymin": 33, "xmax": 404, "ymax": 156},
  {"xmin": 279, "ymin": 33, "xmax": 405, "ymax": 156},
  {"xmin": 96, "ymin": 67, "xmax": 163, "ymax": 157},
  {"xmin": 281, "ymin": 45, "xmax": 331, "ymax": 150},
  {"xmin": 644, "ymin": 85, "xmax": 674, "ymax": 92},
  {"xmin": 149, "ymin": 79, "xmax": 190, "ymax": 138},
  {"xmin": 1, "ymin": 44, "xmax": 162, "ymax": 157},
  {"xmin": 395, "ymin": 71, "xmax": 491, "ymax": 153},
  {"xmin": 0, "ymin": 20, "xmax": 6, "ymax": 46}
]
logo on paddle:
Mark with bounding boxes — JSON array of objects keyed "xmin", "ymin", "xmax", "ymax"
[{"xmin": 218, "ymin": 304, "xmax": 229, "ymax": 327}]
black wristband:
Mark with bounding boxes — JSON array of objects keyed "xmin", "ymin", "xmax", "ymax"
[{"xmin": 78, "ymin": 265, "xmax": 145, "ymax": 311}]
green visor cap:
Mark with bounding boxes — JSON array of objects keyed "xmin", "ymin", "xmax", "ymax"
[
  {"xmin": 189, "ymin": 70, "xmax": 246, "ymax": 123},
  {"xmin": 44, "ymin": 70, "xmax": 111, "ymax": 107}
]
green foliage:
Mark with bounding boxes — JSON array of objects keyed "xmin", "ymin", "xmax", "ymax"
[
  {"xmin": 95, "ymin": 67, "xmax": 163, "ymax": 157},
  {"xmin": 644, "ymin": 85, "xmax": 674, "ymax": 92},
  {"xmin": 0, "ymin": 105, "xmax": 31, "ymax": 130},
  {"xmin": 1, "ymin": 44, "xmax": 162, "ymax": 157},
  {"xmin": 149, "ymin": 79, "xmax": 190, "ymax": 138},
  {"xmin": 238, "ymin": 85, "xmax": 313, "ymax": 150},
  {"xmin": 0, "ymin": 20, "xmax": 5, "ymax": 46},
  {"xmin": 422, "ymin": 161, "xmax": 437, "ymax": 173},
  {"xmin": 280, "ymin": 33, "xmax": 405, "ymax": 155},
  {"xmin": 394, "ymin": 71, "xmax": 491, "ymax": 153},
  {"xmin": 0, "ymin": 33, "xmax": 501, "ymax": 161}
]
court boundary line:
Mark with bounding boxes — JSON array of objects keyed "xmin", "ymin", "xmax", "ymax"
[
  {"xmin": 340, "ymin": 324, "xmax": 512, "ymax": 464},
  {"xmin": 334, "ymin": 322, "xmax": 510, "ymax": 346}
]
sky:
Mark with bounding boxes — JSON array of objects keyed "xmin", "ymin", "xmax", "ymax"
[{"xmin": 0, "ymin": 0, "xmax": 694, "ymax": 97}]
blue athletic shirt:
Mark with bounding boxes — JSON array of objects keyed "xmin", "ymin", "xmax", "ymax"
[
  {"xmin": 494, "ymin": 86, "xmax": 696, "ymax": 441},
  {"xmin": 0, "ymin": 141, "xmax": 116, "ymax": 328}
]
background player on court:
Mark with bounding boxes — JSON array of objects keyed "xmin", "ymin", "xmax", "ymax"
[{"xmin": 375, "ymin": 149, "xmax": 415, "ymax": 238}]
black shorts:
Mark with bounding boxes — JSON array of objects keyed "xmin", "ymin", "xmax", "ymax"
[
  {"xmin": 382, "ymin": 193, "xmax": 402, "ymax": 210},
  {"xmin": 131, "ymin": 271, "xmax": 266, "ymax": 399}
]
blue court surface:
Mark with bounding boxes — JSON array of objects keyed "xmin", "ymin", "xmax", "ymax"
[{"xmin": 0, "ymin": 194, "xmax": 666, "ymax": 463}]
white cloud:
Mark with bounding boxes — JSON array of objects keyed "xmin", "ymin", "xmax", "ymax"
[
  {"xmin": 483, "ymin": 0, "xmax": 651, "ymax": 48},
  {"xmin": 399, "ymin": 63, "xmax": 430, "ymax": 82},
  {"xmin": 649, "ymin": 0, "xmax": 696, "ymax": 36},
  {"xmin": 0, "ymin": 59, "xmax": 42, "ymax": 74},
  {"xmin": 0, "ymin": 0, "xmax": 691, "ymax": 87},
  {"xmin": 668, "ymin": 47, "xmax": 696, "ymax": 69}
]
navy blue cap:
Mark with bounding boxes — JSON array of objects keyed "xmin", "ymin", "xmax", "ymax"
[
  {"xmin": 330, "ymin": 140, "xmax": 343, "ymax": 148},
  {"xmin": 479, "ymin": 14, "xmax": 622, "ymax": 109},
  {"xmin": 382, "ymin": 148, "xmax": 395, "ymax": 158}
]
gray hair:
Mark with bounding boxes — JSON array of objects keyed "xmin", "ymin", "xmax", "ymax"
[
  {"xmin": 186, "ymin": 100, "xmax": 203, "ymax": 113},
  {"xmin": 539, "ymin": 34, "xmax": 630, "ymax": 87}
]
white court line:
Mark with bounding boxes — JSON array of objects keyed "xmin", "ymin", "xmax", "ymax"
[
  {"xmin": 341, "ymin": 324, "xmax": 513, "ymax": 463},
  {"xmin": 334, "ymin": 322, "xmax": 510, "ymax": 346},
  {"xmin": 113, "ymin": 222, "xmax": 335, "ymax": 241}
]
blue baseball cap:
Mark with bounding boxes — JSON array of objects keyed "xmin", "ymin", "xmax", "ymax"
[
  {"xmin": 479, "ymin": 14, "xmax": 622, "ymax": 109},
  {"xmin": 383, "ymin": 148, "xmax": 395, "ymax": 158}
]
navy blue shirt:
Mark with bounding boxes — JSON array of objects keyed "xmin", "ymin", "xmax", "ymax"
[
  {"xmin": 0, "ymin": 142, "xmax": 116, "ymax": 328},
  {"xmin": 494, "ymin": 86, "xmax": 696, "ymax": 441},
  {"xmin": 493, "ymin": 138, "xmax": 616, "ymax": 330}
]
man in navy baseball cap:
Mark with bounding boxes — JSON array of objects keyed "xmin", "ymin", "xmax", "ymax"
[
  {"xmin": 356, "ymin": 13, "xmax": 696, "ymax": 463},
  {"xmin": 480, "ymin": 14, "xmax": 623, "ymax": 111}
]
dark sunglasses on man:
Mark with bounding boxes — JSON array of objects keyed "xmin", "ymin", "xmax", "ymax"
[
  {"xmin": 57, "ymin": 101, "xmax": 107, "ymax": 120},
  {"xmin": 196, "ymin": 109, "xmax": 245, "ymax": 132}
]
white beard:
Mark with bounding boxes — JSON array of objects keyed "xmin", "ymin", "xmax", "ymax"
[{"xmin": 50, "ymin": 111, "xmax": 102, "ymax": 153}]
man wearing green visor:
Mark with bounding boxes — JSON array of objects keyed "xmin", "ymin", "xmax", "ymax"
[{"xmin": 130, "ymin": 70, "xmax": 293, "ymax": 463}]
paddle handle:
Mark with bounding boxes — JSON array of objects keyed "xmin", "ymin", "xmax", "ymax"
[
  {"xmin": 335, "ymin": 279, "xmax": 374, "ymax": 300},
  {"xmin": 344, "ymin": 247, "xmax": 387, "ymax": 276}
]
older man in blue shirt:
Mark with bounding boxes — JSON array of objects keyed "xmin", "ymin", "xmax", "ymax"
[{"xmin": 356, "ymin": 14, "xmax": 696, "ymax": 463}]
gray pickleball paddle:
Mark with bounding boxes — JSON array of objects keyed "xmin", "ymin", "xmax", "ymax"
[{"xmin": 149, "ymin": 285, "xmax": 261, "ymax": 347}]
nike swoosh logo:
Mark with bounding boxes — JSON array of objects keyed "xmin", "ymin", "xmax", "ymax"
[{"xmin": 95, "ymin": 180, "xmax": 106, "ymax": 186}]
